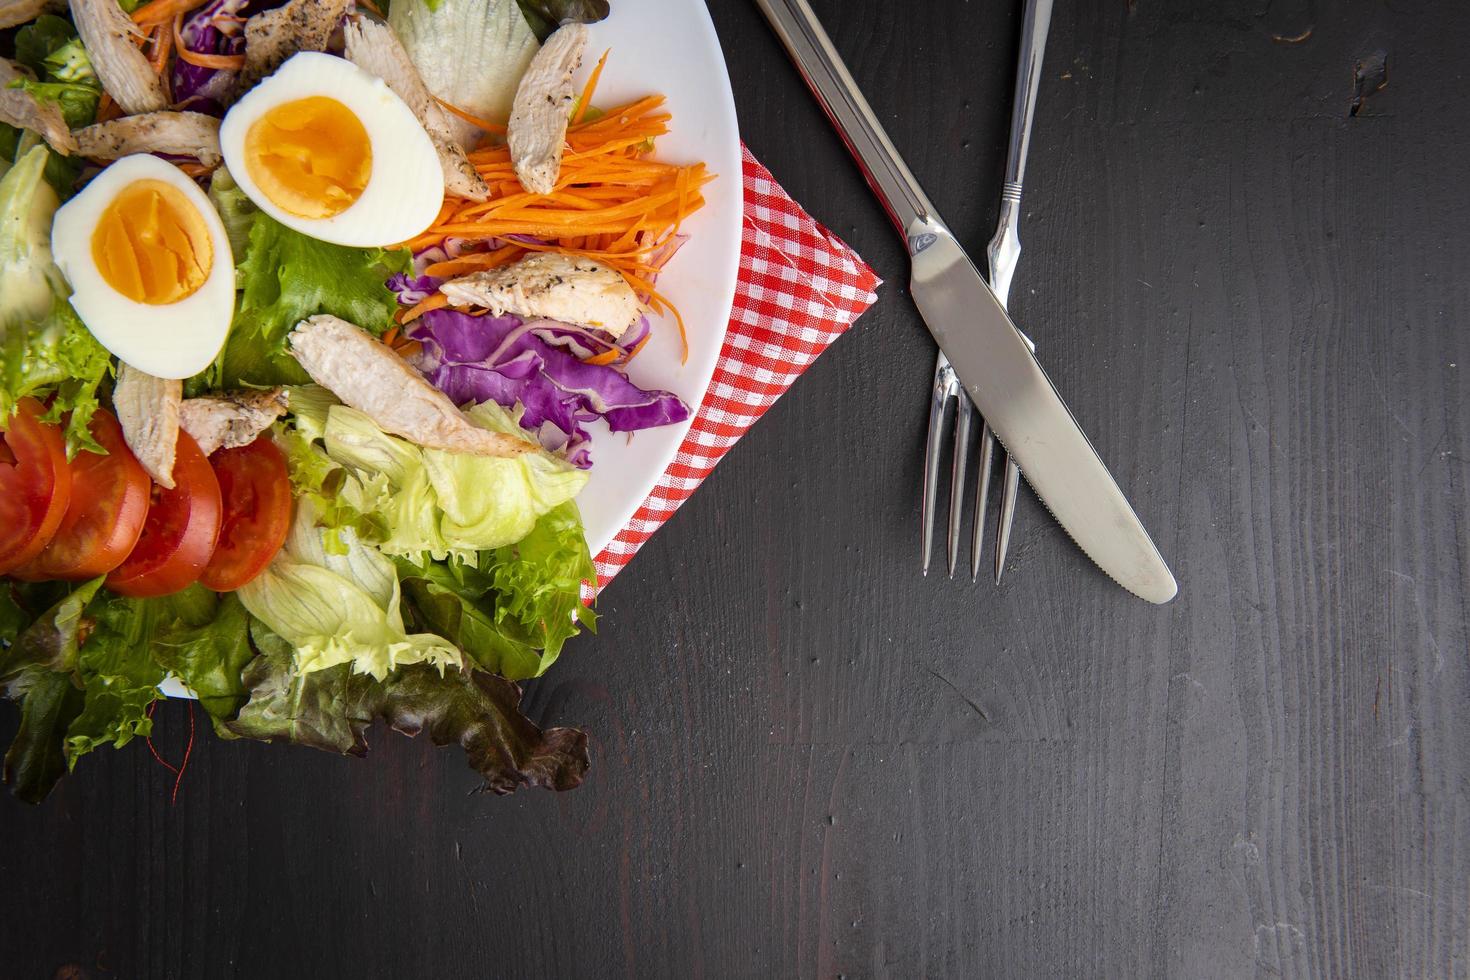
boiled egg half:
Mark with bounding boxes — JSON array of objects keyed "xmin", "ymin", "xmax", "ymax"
[
  {"xmin": 52, "ymin": 154, "xmax": 235, "ymax": 380},
  {"xmin": 220, "ymin": 52, "xmax": 444, "ymax": 248}
]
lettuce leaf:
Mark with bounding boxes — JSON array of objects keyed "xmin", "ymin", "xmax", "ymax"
[
  {"xmin": 515, "ymin": 0, "xmax": 610, "ymax": 41},
  {"xmin": 3, "ymin": 669, "xmax": 85, "ymax": 804},
  {"xmin": 238, "ymin": 502, "xmax": 463, "ymax": 681},
  {"xmin": 62, "ymin": 590, "xmax": 171, "ymax": 765},
  {"xmin": 144, "ymin": 589, "xmax": 257, "ymax": 730},
  {"xmin": 390, "ymin": 0, "xmax": 539, "ymax": 142},
  {"xmin": 396, "ymin": 500, "xmax": 595, "ymax": 680},
  {"xmin": 0, "ymin": 579, "xmax": 103, "ymax": 683},
  {"xmin": 0, "ymin": 143, "xmax": 66, "ymax": 335},
  {"xmin": 209, "ymin": 209, "xmax": 410, "ymax": 389},
  {"xmin": 12, "ymin": 15, "xmax": 101, "ymax": 129},
  {"xmin": 207, "ymin": 165, "xmax": 257, "ymax": 259},
  {"xmin": 284, "ymin": 391, "xmax": 588, "ymax": 561},
  {"xmin": 227, "ymin": 625, "xmax": 590, "ymax": 794},
  {"xmin": 0, "ymin": 579, "xmax": 101, "ymax": 802},
  {"xmin": 1, "ymin": 583, "xmax": 256, "ymax": 800},
  {"xmin": 0, "ymin": 144, "xmax": 112, "ymax": 454}
]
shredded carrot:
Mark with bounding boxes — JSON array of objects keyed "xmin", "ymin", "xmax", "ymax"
[
  {"xmin": 624, "ymin": 331, "xmax": 653, "ymax": 364},
  {"xmin": 146, "ymin": 23, "xmax": 173, "ymax": 97},
  {"xmin": 582, "ymin": 347, "xmax": 622, "ymax": 366},
  {"xmin": 423, "ymin": 245, "xmax": 521, "ymax": 279},
  {"xmin": 397, "ymin": 292, "xmax": 451, "ymax": 325},
  {"xmin": 573, "ymin": 49, "xmax": 611, "ymax": 126},
  {"xmin": 173, "ymin": 12, "xmax": 245, "ymax": 69},
  {"xmin": 175, "ymin": 160, "xmax": 215, "ymax": 177},
  {"xmin": 95, "ymin": 91, "xmax": 122, "ymax": 124},
  {"xmin": 409, "ymin": 85, "xmax": 708, "ymax": 360},
  {"xmin": 357, "ymin": 0, "xmax": 384, "ymax": 15},
  {"xmin": 433, "ymin": 96, "xmax": 508, "ymax": 136},
  {"xmin": 382, "ymin": 326, "xmax": 400, "ymax": 347},
  {"xmin": 641, "ymin": 282, "xmax": 688, "ymax": 363},
  {"xmin": 132, "ymin": 0, "xmax": 208, "ymax": 29}
]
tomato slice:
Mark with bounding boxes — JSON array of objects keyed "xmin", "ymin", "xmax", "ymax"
[
  {"xmin": 106, "ymin": 430, "xmax": 222, "ymax": 598},
  {"xmin": 13, "ymin": 410, "xmax": 150, "ymax": 581},
  {"xmin": 0, "ymin": 397, "xmax": 73, "ymax": 575},
  {"xmin": 199, "ymin": 438, "xmax": 292, "ymax": 592}
]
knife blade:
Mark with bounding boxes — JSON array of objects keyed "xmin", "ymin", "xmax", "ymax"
[{"xmin": 755, "ymin": 0, "xmax": 1177, "ymax": 603}]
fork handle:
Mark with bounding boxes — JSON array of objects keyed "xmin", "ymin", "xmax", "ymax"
[
  {"xmin": 987, "ymin": 0, "xmax": 1054, "ymax": 307},
  {"xmin": 755, "ymin": 0, "xmax": 939, "ymax": 239}
]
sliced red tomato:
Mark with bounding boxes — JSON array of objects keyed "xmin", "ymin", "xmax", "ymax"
[
  {"xmin": 106, "ymin": 431, "xmax": 222, "ymax": 598},
  {"xmin": 0, "ymin": 397, "xmax": 72, "ymax": 575},
  {"xmin": 12, "ymin": 410, "xmax": 150, "ymax": 581},
  {"xmin": 199, "ymin": 438, "xmax": 292, "ymax": 592}
]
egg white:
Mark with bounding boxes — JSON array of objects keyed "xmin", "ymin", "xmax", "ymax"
[
  {"xmin": 51, "ymin": 154, "xmax": 236, "ymax": 380},
  {"xmin": 219, "ymin": 52, "xmax": 445, "ymax": 248}
]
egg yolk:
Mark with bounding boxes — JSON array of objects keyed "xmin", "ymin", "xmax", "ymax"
[
  {"xmin": 90, "ymin": 179, "xmax": 214, "ymax": 306},
  {"xmin": 243, "ymin": 96, "xmax": 372, "ymax": 219}
]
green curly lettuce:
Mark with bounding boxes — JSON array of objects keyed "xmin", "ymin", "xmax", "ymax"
[{"xmin": 205, "ymin": 204, "xmax": 411, "ymax": 390}]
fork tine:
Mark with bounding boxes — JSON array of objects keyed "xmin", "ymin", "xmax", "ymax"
[
  {"xmin": 970, "ymin": 422, "xmax": 997, "ymax": 581},
  {"xmin": 920, "ymin": 357, "xmax": 953, "ymax": 575},
  {"xmin": 946, "ymin": 396, "xmax": 973, "ymax": 578},
  {"xmin": 994, "ymin": 455, "xmax": 1021, "ymax": 583}
]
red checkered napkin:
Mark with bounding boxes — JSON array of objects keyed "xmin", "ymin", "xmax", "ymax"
[{"xmin": 590, "ymin": 146, "xmax": 882, "ymax": 592}]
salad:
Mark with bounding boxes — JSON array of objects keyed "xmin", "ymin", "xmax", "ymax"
[{"xmin": 0, "ymin": 0, "xmax": 711, "ymax": 803}]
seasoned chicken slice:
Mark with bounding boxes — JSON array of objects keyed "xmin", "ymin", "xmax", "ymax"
[
  {"xmin": 179, "ymin": 388, "xmax": 288, "ymax": 457},
  {"xmin": 0, "ymin": 58, "xmax": 75, "ymax": 154},
  {"xmin": 238, "ymin": 0, "xmax": 353, "ymax": 93},
  {"xmin": 71, "ymin": 0, "xmax": 167, "ymax": 115},
  {"xmin": 288, "ymin": 315, "xmax": 536, "ymax": 458},
  {"xmin": 507, "ymin": 23, "xmax": 588, "ymax": 195},
  {"xmin": 342, "ymin": 16, "xmax": 488, "ymax": 201},
  {"xmin": 0, "ymin": 0, "xmax": 63, "ymax": 30},
  {"xmin": 114, "ymin": 362, "xmax": 181, "ymax": 488},
  {"xmin": 73, "ymin": 111, "xmax": 223, "ymax": 166},
  {"xmin": 440, "ymin": 252, "xmax": 643, "ymax": 337}
]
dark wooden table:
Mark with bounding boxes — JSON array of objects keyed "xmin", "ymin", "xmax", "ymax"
[{"xmin": 4, "ymin": 1, "xmax": 1468, "ymax": 977}]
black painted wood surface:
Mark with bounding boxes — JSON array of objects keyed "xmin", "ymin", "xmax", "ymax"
[{"xmin": 3, "ymin": 1, "xmax": 1468, "ymax": 977}]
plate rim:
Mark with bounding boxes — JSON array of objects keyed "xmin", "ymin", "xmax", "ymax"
[{"xmin": 573, "ymin": 0, "xmax": 744, "ymax": 558}]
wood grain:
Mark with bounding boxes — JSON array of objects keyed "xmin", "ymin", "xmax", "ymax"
[{"xmin": 2, "ymin": 0, "xmax": 1467, "ymax": 977}]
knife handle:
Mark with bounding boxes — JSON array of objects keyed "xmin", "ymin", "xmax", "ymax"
[{"xmin": 755, "ymin": 0, "xmax": 939, "ymax": 241}]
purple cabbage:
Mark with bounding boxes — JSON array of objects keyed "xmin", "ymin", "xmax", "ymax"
[
  {"xmin": 389, "ymin": 241, "xmax": 692, "ymax": 467},
  {"xmin": 405, "ymin": 310, "xmax": 690, "ymax": 469},
  {"xmin": 172, "ymin": 0, "xmax": 288, "ymax": 113},
  {"xmin": 171, "ymin": 0, "xmax": 247, "ymax": 111}
]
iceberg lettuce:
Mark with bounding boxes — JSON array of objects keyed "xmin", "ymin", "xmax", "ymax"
[
  {"xmin": 284, "ymin": 387, "xmax": 588, "ymax": 561},
  {"xmin": 238, "ymin": 503, "xmax": 463, "ymax": 681}
]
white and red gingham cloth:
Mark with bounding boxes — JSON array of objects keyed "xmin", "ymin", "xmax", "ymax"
[{"xmin": 590, "ymin": 146, "xmax": 882, "ymax": 592}]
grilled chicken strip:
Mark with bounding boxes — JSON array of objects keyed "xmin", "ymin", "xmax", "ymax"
[
  {"xmin": 342, "ymin": 17, "xmax": 488, "ymax": 201},
  {"xmin": 179, "ymin": 388, "xmax": 288, "ymax": 457},
  {"xmin": 114, "ymin": 363, "xmax": 181, "ymax": 488},
  {"xmin": 441, "ymin": 252, "xmax": 643, "ymax": 338},
  {"xmin": 70, "ymin": 0, "xmax": 167, "ymax": 115},
  {"xmin": 0, "ymin": 58, "xmax": 76, "ymax": 154},
  {"xmin": 0, "ymin": 0, "xmax": 63, "ymax": 30},
  {"xmin": 239, "ymin": 0, "xmax": 353, "ymax": 92},
  {"xmin": 507, "ymin": 23, "xmax": 588, "ymax": 195},
  {"xmin": 73, "ymin": 111, "xmax": 223, "ymax": 167},
  {"xmin": 288, "ymin": 315, "xmax": 537, "ymax": 458}
]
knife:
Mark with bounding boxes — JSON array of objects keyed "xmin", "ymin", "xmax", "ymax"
[{"xmin": 754, "ymin": 0, "xmax": 1178, "ymax": 603}]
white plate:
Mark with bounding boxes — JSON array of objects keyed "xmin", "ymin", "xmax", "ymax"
[
  {"xmin": 571, "ymin": 0, "xmax": 743, "ymax": 556},
  {"xmin": 160, "ymin": 3, "xmax": 739, "ymax": 699}
]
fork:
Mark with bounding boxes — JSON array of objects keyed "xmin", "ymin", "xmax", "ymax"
[{"xmin": 919, "ymin": 0, "xmax": 1053, "ymax": 581}]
